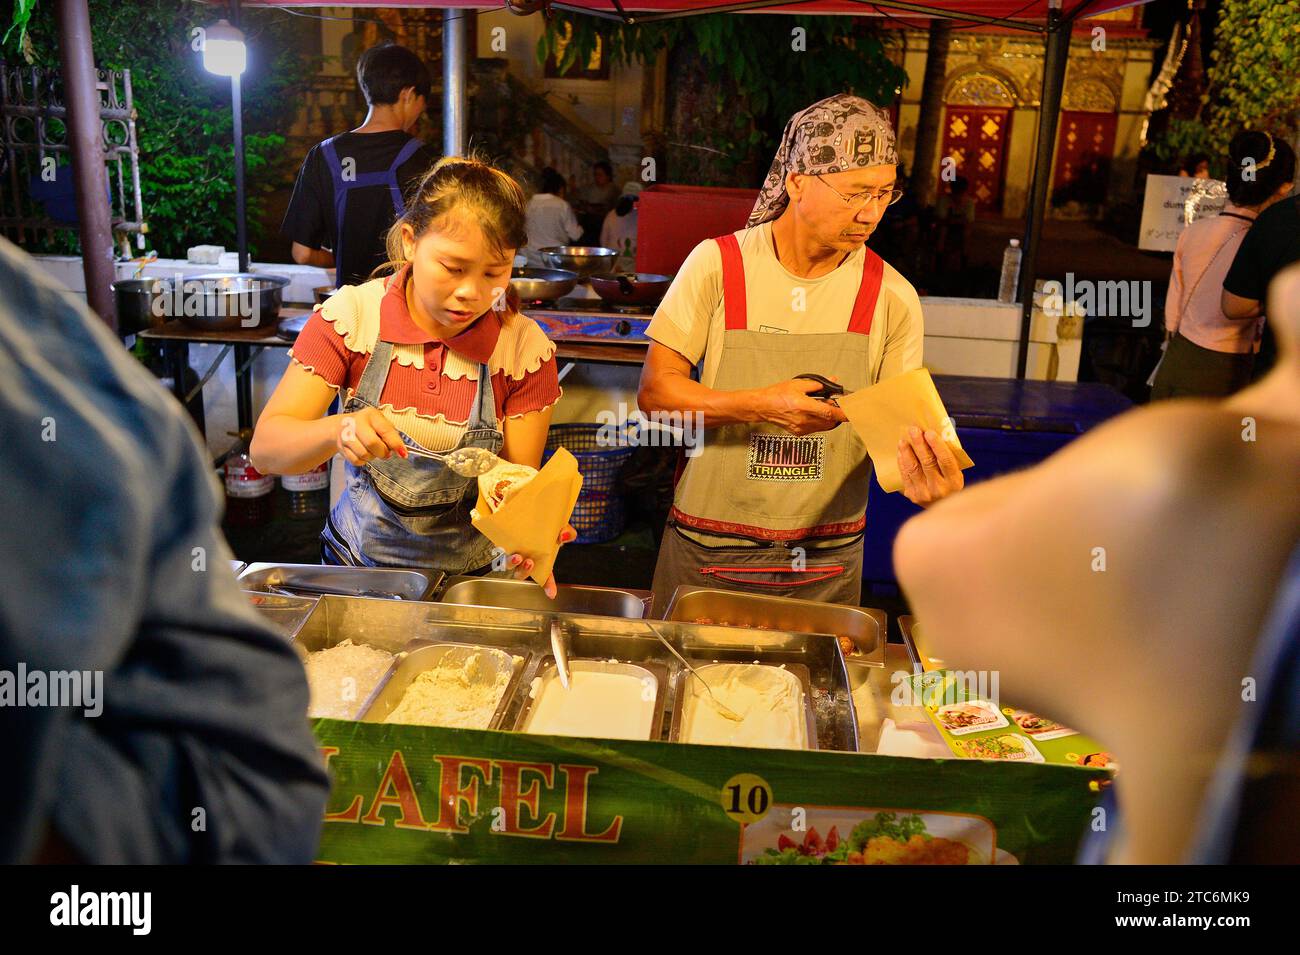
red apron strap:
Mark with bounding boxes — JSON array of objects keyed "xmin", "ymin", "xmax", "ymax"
[
  {"xmin": 714, "ymin": 234, "xmax": 748, "ymax": 331},
  {"xmin": 847, "ymin": 247, "xmax": 885, "ymax": 335}
]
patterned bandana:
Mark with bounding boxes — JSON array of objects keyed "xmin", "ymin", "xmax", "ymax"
[{"xmin": 747, "ymin": 93, "xmax": 899, "ymax": 228}]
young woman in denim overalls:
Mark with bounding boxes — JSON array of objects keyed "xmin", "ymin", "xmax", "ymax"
[{"xmin": 252, "ymin": 158, "xmax": 573, "ymax": 596}]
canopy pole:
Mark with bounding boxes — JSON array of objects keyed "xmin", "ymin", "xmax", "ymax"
[
  {"xmin": 231, "ymin": 0, "xmax": 249, "ymax": 274},
  {"xmin": 55, "ymin": 0, "xmax": 117, "ymax": 331},
  {"xmin": 443, "ymin": 8, "xmax": 468, "ymax": 156},
  {"xmin": 1014, "ymin": 4, "xmax": 1072, "ymax": 379}
]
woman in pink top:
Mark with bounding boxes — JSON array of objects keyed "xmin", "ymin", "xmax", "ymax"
[{"xmin": 1152, "ymin": 131, "xmax": 1295, "ymax": 400}]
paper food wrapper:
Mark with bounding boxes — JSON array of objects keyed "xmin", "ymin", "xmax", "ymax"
[
  {"xmin": 470, "ymin": 447, "xmax": 583, "ymax": 585},
  {"xmin": 837, "ymin": 368, "xmax": 974, "ymax": 493}
]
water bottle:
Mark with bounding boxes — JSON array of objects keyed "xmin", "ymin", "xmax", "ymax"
[
  {"xmin": 224, "ymin": 453, "xmax": 273, "ymax": 527},
  {"xmin": 283, "ymin": 463, "xmax": 330, "ymax": 520},
  {"xmin": 998, "ymin": 239, "xmax": 1022, "ymax": 303}
]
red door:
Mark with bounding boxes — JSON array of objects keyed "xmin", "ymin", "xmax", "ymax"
[
  {"xmin": 940, "ymin": 106, "xmax": 1012, "ymax": 213},
  {"xmin": 1051, "ymin": 111, "xmax": 1118, "ymax": 206}
]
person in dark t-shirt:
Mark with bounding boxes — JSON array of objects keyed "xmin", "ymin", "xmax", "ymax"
[
  {"xmin": 282, "ymin": 43, "xmax": 438, "ymax": 288},
  {"xmin": 1223, "ymin": 170, "xmax": 1300, "ymax": 380}
]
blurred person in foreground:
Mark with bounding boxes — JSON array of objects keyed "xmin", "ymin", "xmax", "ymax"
[
  {"xmin": 895, "ymin": 263, "xmax": 1300, "ymax": 864},
  {"xmin": 0, "ymin": 238, "xmax": 329, "ymax": 863}
]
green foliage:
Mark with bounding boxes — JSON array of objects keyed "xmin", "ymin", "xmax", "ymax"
[
  {"xmin": 1146, "ymin": 117, "xmax": 1218, "ymax": 175},
  {"xmin": 539, "ymin": 14, "xmax": 906, "ymax": 182},
  {"xmin": 1147, "ymin": 1, "xmax": 1299, "ymax": 167},
  {"xmin": 1204, "ymin": 0, "xmax": 1300, "ymax": 140},
  {"xmin": 6, "ymin": 0, "xmax": 317, "ymax": 258}
]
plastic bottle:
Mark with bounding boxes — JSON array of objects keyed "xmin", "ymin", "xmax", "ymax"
[
  {"xmin": 224, "ymin": 453, "xmax": 273, "ymax": 527},
  {"xmin": 998, "ymin": 238, "xmax": 1022, "ymax": 303},
  {"xmin": 283, "ymin": 463, "xmax": 329, "ymax": 519}
]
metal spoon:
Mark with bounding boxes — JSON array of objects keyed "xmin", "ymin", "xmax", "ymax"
[
  {"xmin": 550, "ymin": 617, "xmax": 571, "ymax": 690},
  {"xmin": 642, "ymin": 620, "xmax": 744, "ymax": 722},
  {"xmin": 402, "ymin": 444, "xmax": 501, "ymax": 477}
]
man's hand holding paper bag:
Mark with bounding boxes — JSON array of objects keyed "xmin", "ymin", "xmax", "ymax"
[
  {"xmin": 470, "ymin": 447, "xmax": 584, "ymax": 597},
  {"xmin": 837, "ymin": 368, "xmax": 972, "ymax": 507}
]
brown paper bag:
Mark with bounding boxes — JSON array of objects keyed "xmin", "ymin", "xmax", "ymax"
[
  {"xmin": 470, "ymin": 447, "xmax": 584, "ymax": 585},
  {"xmin": 837, "ymin": 368, "xmax": 974, "ymax": 493}
]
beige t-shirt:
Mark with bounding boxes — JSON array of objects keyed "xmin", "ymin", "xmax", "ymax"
[{"xmin": 646, "ymin": 221, "xmax": 924, "ymax": 389}]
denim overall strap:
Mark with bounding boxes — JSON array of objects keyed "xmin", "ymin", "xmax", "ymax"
[{"xmin": 320, "ymin": 135, "xmax": 423, "ymax": 287}]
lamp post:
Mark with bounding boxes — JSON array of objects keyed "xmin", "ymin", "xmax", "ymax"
[{"xmin": 201, "ymin": 16, "xmax": 249, "ymax": 274}]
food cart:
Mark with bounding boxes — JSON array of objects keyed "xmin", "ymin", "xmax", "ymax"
[{"xmin": 244, "ymin": 571, "xmax": 1109, "ymax": 865}]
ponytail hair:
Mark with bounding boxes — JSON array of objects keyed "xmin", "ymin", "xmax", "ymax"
[
  {"xmin": 1226, "ymin": 130, "xmax": 1296, "ymax": 207},
  {"xmin": 375, "ymin": 154, "xmax": 527, "ymax": 313}
]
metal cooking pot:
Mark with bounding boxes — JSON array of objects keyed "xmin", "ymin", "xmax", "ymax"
[
  {"xmin": 538, "ymin": 246, "xmax": 618, "ymax": 278},
  {"xmin": 110, "ymin": 277, "xmax": 170, "ymax": 336},
  {"xmin": 277, "ymin": 312, "xmax": 311, "ymax": 341},
  {"xmin": 589, "ymin": 272, "xmax": 672, "ymax": 306},
  {"xmin": 313, "ymin": 285, "xmax": 337, "ymax": 306},
  {"xmin": 509, "ymin": 267, "xmax": 578, "ymax": 304},
  {"xmin": 176, "ymin": 273, "xmax": 291, "ymax": 332}
]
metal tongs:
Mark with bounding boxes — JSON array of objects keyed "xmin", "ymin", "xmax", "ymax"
[
  {"xmin": 642, "ymin": 620, "xmax": 743, "ymax": 722},
  {"xmin": 402, "ymin": 444, "xmax": 501, "ymax": 477},
  {"xmin": 550, "ymin": 617, "xmax": 571, "ymax": 689}
]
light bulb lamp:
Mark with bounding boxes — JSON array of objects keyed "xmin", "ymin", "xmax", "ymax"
[{"xmin": 201, "ymin": 15, "xmax": 249, "ymax": 273}]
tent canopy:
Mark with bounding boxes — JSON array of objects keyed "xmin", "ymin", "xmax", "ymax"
[
  {"xmin": 245, "ymin": 0, "xmax": 1146, "ymax": 32},
  {"xmin": 235, "ymin": 0, "xmax": 1160, "ymax": 377}
]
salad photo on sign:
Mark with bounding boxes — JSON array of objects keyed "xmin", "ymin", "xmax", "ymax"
[{"xmin": 740, "ymin": 807, "xmax": 1011, "ymax": 865}]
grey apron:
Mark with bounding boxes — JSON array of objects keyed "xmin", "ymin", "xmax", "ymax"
[{"xmin": 651, "ymin": 232, "xmax": 885, "ymax": 612}]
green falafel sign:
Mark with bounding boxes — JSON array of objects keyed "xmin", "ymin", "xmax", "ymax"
[{"xmin": 312, "ymin": 719, "xmax": 1107, "ymax": 865}]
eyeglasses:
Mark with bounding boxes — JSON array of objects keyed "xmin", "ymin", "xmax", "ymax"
[{"xmin": 815, "ymin": 176, "xmax": 904, "ymax": 209}]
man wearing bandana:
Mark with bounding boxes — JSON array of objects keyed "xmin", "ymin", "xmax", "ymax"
[{"xmin": 639, "ymin": 94, "xmax": 965, "ymax": 611}]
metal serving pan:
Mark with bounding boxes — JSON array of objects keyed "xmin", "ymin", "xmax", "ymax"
[
  {"xmin": 244, "ymin": 591, "xmax": 319, "ymax": 640},
  {"xmin": 291, "ymin": 610, "xmax": 408, "ymax": 720},
  {"xmin": 239, "ymin": 562, "xmax": 442, "ymax": 601},
  {"xmin": 898, "ymin": 615, "xmax": 945, "ymax": 671},
  {"xmin": 360, "ymin": 643, "xmax": 527, "ymax": 731},
  {"xmin": 668, "ymin": 662, "xmax": 819, "ymax": 751},
  {"xmin": 664, "ymin": 586, "xmax": 887, "ymax": 667},
  {"xmin": 439, "ymin": 576, "xmax": 651, "ymax": 619},
  {"xmin": 280, "ymin": 596, "xmax": 858, "ymax": 747},
  {"xmin": 513, "ymin": 658, "xmax": 669, "ymax": 742},
  {"xmin": 846, "ymin": 661, "xmax": 884, "ymax": 754}
]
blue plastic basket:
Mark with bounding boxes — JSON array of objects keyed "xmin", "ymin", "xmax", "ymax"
[{"xmin": 543, "ymin": 423, "xmax": 637, "ymax": 543}]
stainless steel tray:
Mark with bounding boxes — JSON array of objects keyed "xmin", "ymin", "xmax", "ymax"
[
  {"xmin": 898, "ymin": 614, "xmax": 945, "ymax": 670},
  {"xmin": 513, "ymin": 658, "xmax": 669, "ymax": 742},
  {"xmin": 440, "ymin": 576, "xmax": 651, "ymax": 618},
  {"xmin": 361, "ymin": 643, "xmax": 527, "ymax": 730},
  {"xmin": 239, "ymin": 562, "xmax": 442, "ymax": 601},
  {"xmin": 295, "ymin": 623, "xmax": 405, "ymax": 721},
  {"xmin": 846, "ymin": 660, "xmax": 883, "ymax": 753},
  {"xmin": 668, "ymin": 662, "xmax": 819, "ymax": 751},
  {"xmin": 281, "ymin": 596, "xmax": 858, "ymax": 748},
  {"xmin": 244, "ymin": 591, "xmax": 319, "ymax": 640},
  {"xmin": 664, "ymin": 586, "xmax": 887, "ymax": 667}
]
